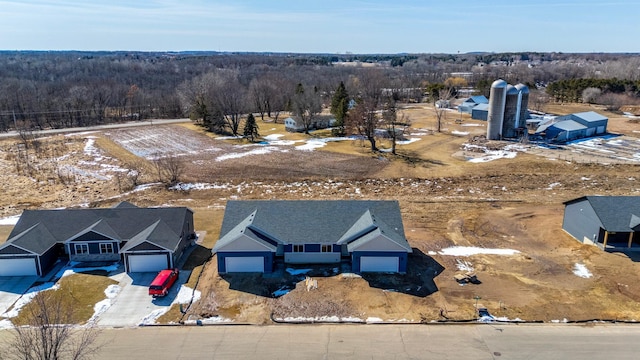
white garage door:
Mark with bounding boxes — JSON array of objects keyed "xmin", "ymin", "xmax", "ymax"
[
  {"xmin": 225, "ymin": 256, "xmax": 264, "ymax": 273},
  {"xmin": 0, "ymin": 258, "xmax": 38, "ymax": 276},
  {"xmin": 128, "ymin": 254, "xmax": 169, "ymax": 273},
  {"xmin": 360, "ymin": 256, "xmax": 399, "ymax": 272}
]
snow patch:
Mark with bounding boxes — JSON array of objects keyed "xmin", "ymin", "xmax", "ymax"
[
  {"xmin": 573, "ymin": 263, "xmax": 593, "ymax": 278},
  {"xmin": 455, "ymin": 259, "xmax": 474, "ymax": 272},
  {"xmin": 140, "ymin": 309, "xmax": 169, "ymax": 325},
  {"xmin": 366, "ymin": 317, "xmax": 384, "ymax": 323},
  {"xmin": 263, "ymin": 134, "xmax": 284, "ymax": 140},
  {"xmin": 0, "ymin": 214, "xmax": 20, "ymax": 226},
  {"xmin": 452, "ymin": 131, "xmax": 469, "ymax": 136},
  {"xmin": 438, "ymin": 246, "xmax": 520, "ymax": 256},
  {"xmin": 175, "ymin": 285, "xmax": 201, "ymax": 304},
  {"xmin": 286, "ymin": 268, "xmax": 312, "ymax": 275},
  {"xmin": 56, "ymin": 262, "xmax": 120, "ymax": 279},
  {"xmin": 2, "ymin": 282, "xmax": 59, "ymax": 318}
]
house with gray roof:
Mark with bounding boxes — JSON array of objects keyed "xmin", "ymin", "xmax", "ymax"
[
  {"xmin": 562, "ymin": 196, "xmax": 640, "ymax": 250},
  {"xmin": 458, "ymin": 95, "xmax": 489, "ymax": 114},
  {"xmin": 213, "ymin": 200, "xmax": 412, "ymax": 273},
  {"xmin": 0, "ymin": 202, "xmax": 195, "ymax": 276}
]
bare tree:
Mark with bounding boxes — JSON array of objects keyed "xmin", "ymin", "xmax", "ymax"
[
  {"xmin": 2, "ymin": 290, "xmax": 102, "ymax": 360},
  {"xmin": 153, "ymin": 154, "xmax": 185, "ymax": 185},
  {"xmin": 291, "ymin": 83, "xmax": 322, "ymax": 134}
]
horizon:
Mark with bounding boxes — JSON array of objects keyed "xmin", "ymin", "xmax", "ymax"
[{"xmin": 1, "ymin": 1, "xmax": 639, "ymax": 54}]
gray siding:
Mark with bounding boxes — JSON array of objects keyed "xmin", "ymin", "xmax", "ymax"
[{"xmin": 563, "ymin": 200, "xmax": 603, "ymax": 244}]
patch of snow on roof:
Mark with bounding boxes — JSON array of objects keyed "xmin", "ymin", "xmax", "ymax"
[
  {"xmin": 438, "ymin": 247, "xmax": 520, "ymax": 256},
  {"xmin": 0, "ymin": 214, "xmax": 20, "ymax": 226},
  {"xmin": 1, "ymin": 282, "xmax": 60, "ymax": 318},
  {"xmin": 573, "ymin": 263, "xmax": 593, "ymax": 278}
]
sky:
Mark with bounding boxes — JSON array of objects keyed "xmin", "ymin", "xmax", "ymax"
[{"xmin": 1, "ymin": 0, "xmax": 639, "ymax": 54}]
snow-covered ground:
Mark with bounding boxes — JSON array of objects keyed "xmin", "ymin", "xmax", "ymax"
[
  {"xmin": 0, "ymin": 214, "xmax": 20, "ymax": 225},
  {"xmin": 573, "ymin": 263, "xmax": 593, "ymax": 278},
  {"xmin": 436, "ymin": 246, "xmax": 521, "ymax": 256},
  {"xmin": 1, "ymin": 281, "xmax": 59, "ymax": 318}
]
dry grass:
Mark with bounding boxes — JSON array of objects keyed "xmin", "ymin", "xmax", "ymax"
[{"xmin": 10, "ymin": 273, "xmax": 117, "ymax": 325}]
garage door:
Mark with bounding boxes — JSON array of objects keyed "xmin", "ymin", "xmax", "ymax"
[
  {"xmin": 225, "ymin": 256, "xmax": 264, "ymax": 273},
  {"xmin": 128, "ymin": 254, "xmax": 169, "ymax": 273},
  {"xmin": 360, "ymin": 256, "xmax": 399, "ymax": 272},
  {"xmin": 0, "ymin": 258, "xmax": 38, "ymax": 276}
]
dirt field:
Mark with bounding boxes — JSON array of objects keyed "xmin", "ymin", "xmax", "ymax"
[{"xmin": 2, "ymin": 104, "xmax": 640, "ymax": 324}]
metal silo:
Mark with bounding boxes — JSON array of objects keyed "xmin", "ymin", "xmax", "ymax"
[
  {"xmin": 515, "ymin": 83, "xmax": 529, "ymax": 127},
  {"xmin": 502, "ymin": 85, "xmax": 519, "ymax": 138},
  {"xmin": 487, "ymin": 79, "xmax": 507, "ymax": 140}
]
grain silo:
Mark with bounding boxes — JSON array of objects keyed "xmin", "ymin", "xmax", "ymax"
[
  {"xmin": 502, "ymin": 85, "xmax": 519, "ymax": 138},
  {"xmin": 515, "ymin": 83, "xmax": 529, "ymax": 127},
  {"xmin": 487, "ymin": 79, "xmax": 507, "ymax": 140}
]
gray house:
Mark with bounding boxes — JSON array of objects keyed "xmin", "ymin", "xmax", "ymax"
[
  {"xmin": 0, "ymin": 202, "xmax": 195, "ymax": 276},
  {"xmin": 562, "ymin": 196, "xmax": 640, "ymax": 250},
  {"xmin": 213, "ymin": 200, "xmax": 412, "ymax": 274}
]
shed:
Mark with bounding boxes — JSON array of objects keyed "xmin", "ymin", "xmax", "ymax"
[
  {"xmin": 540, "ymin": 120, "xmax": 587, "ymax": 142},
  {"xmin": 471, "ymin": 103, "xmax": 489, "ymax": 121},
  {"xmin": 459, "ymin": 96, "xmax": 489, "ymax": 114},
  {"xmin": 562, "ymin": 196, "xmax": 640, "ymax": 250}
]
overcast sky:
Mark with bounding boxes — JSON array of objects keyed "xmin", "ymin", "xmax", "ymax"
[{"xmin": 1, "ymin": 0, "xmax": 638, "ymax": 54}]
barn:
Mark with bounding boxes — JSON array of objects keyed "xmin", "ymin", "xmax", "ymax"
[
  {"xmin": 536, "ymin": 111, "xmax": 608, "ymax": 143},
  {"xmin": 562, "ymin": 196, "xmax": 640, "ymax": 250},
  {"xmin": 0, "ymin": 202, "xmax": 195, "ymax": 276},
  {"xmin": 213, "ymin": 200, "xmax": 412, "ymax": 274}
]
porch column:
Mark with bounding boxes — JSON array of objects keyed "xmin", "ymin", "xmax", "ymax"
[
  {"xmin": 629, "ymin": 232, "xmax": 634, "ymax": 249},
  {"xmin": 602, "ymin": 231, "xmax": 609, "ymax": 249}
]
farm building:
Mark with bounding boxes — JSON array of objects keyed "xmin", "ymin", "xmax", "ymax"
[
  {"xmin": 0, "ymin": 202, "xmax": 195, "ymax": 276},
  {"xmin": 471, "ymin": 103, "xmax": 489, "ymax": 121},
  {"xmin": 213, "ymin": 200, "xmax": 412, "ymax": 274},
  {"xmin": 284, "ymin": 115, "xmax": 336, "ymax": 132},
  {"xmin": 458, "ymin": 95, "xmax": 489, "ymax": 114},
  {"xmin": 536, "ymin": 111, "xmax": 608, "ymax": 142},
  {"xmin": 562, "ymin": 196, "xmax": 640, "ymax": 250}
]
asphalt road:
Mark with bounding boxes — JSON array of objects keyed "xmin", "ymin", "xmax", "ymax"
[{"xmin": 2, "ymin": 323, "xmax": 634, "ymax": 360}]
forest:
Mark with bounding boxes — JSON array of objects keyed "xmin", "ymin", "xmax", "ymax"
[{"xmin": 1, "ymin": 51, "xmax": 640, "ymax": 133}]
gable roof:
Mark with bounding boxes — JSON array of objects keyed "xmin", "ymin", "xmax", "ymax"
[
  {"xmin": 565, "ymin": 111, "xmax": 607, "ymax": 123},
  {"xmin": 564, "ymin": 196, "xmax": 640, "ymax": 232},
  {"xmin": 463, "ymin": 95, "xmax": 489, "ymax": 104},
  {"xmin": 215, "ymin": 200, "xmax": 410, "ymax": 252},
  {"xmin": 3, "ymin": 206, "xmax": 192, "ymax": 255}
]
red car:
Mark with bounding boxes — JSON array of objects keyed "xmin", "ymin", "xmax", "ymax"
[{"xmin": 149, "ymin": 268, "xmax": 179, "ymax": 297}]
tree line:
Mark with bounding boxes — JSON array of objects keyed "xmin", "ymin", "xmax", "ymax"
[{"xmin": 2, "ymin": 51, "xmax": 640, "ymax": 134}]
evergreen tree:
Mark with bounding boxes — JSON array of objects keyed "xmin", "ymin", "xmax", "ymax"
[
  {"xmin": 330, "ymin": 81, "xmax": 349, "ymax": 136},
  {"xmin": 243, "ymin": 113, "xmax": 259, "ymax": 142}
]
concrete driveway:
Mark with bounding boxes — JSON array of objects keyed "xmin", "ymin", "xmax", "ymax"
[
  {"xmin": 97, "ymin": 270, "xmax": 191, "ymax": 327},
  {"xmin": 0, "ymin": 276, "xmax": 37, "ymax": 315}
]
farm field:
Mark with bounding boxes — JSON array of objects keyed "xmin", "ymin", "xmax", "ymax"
[{"xmin": 1, "ymin": 104, "xmax": 640, "ymax": 326}]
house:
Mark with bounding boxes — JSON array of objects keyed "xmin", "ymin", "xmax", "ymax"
[
  {"xmin": 0, "ymin": 202, "xmax": 195, "ymax": 276},
  {"xmin": 213, "ymin": 200, "xmax": 412, "ymax": 274},
  {"xmin": 458, "ymin": 95, "xmax": 489, "ymax": 114},
  {"xmin": 284, "ymin": 115, "xmax": 337, "ymax": 132},
  {"xmin": 562, "ymin": 196, "xmax": 640, "ymax": 250}
]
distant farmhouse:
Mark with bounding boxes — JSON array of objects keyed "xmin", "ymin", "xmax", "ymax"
[
  {"xmin": 213, "ymin": 200, "xmax": 412, "ymax": 274},
  {"xmin": 284, "ymin": 115, "xmax": 336, "ymax": 132},
  {"xmin": 0, "ymin": 202, "xmax": 195, "ymax": 276},
  {"xmin": 562, "ymin": 196, "xmax": 640, "ymax": 250}
]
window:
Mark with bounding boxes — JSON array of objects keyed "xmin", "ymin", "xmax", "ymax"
[
  {"xmin": 75, "ymin": 244, "xmax": 89, "ymax": 255},
  {"xmin": 100, "ymin": 243, "xmax": 114, "ymax": 254},
  {"xmin": 321, "ymin": 245, "xmax": 332, "ymax": 253},
  {"xmin": 293, "ymin": 245, "xmax": 304, "ymax": 253}
]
